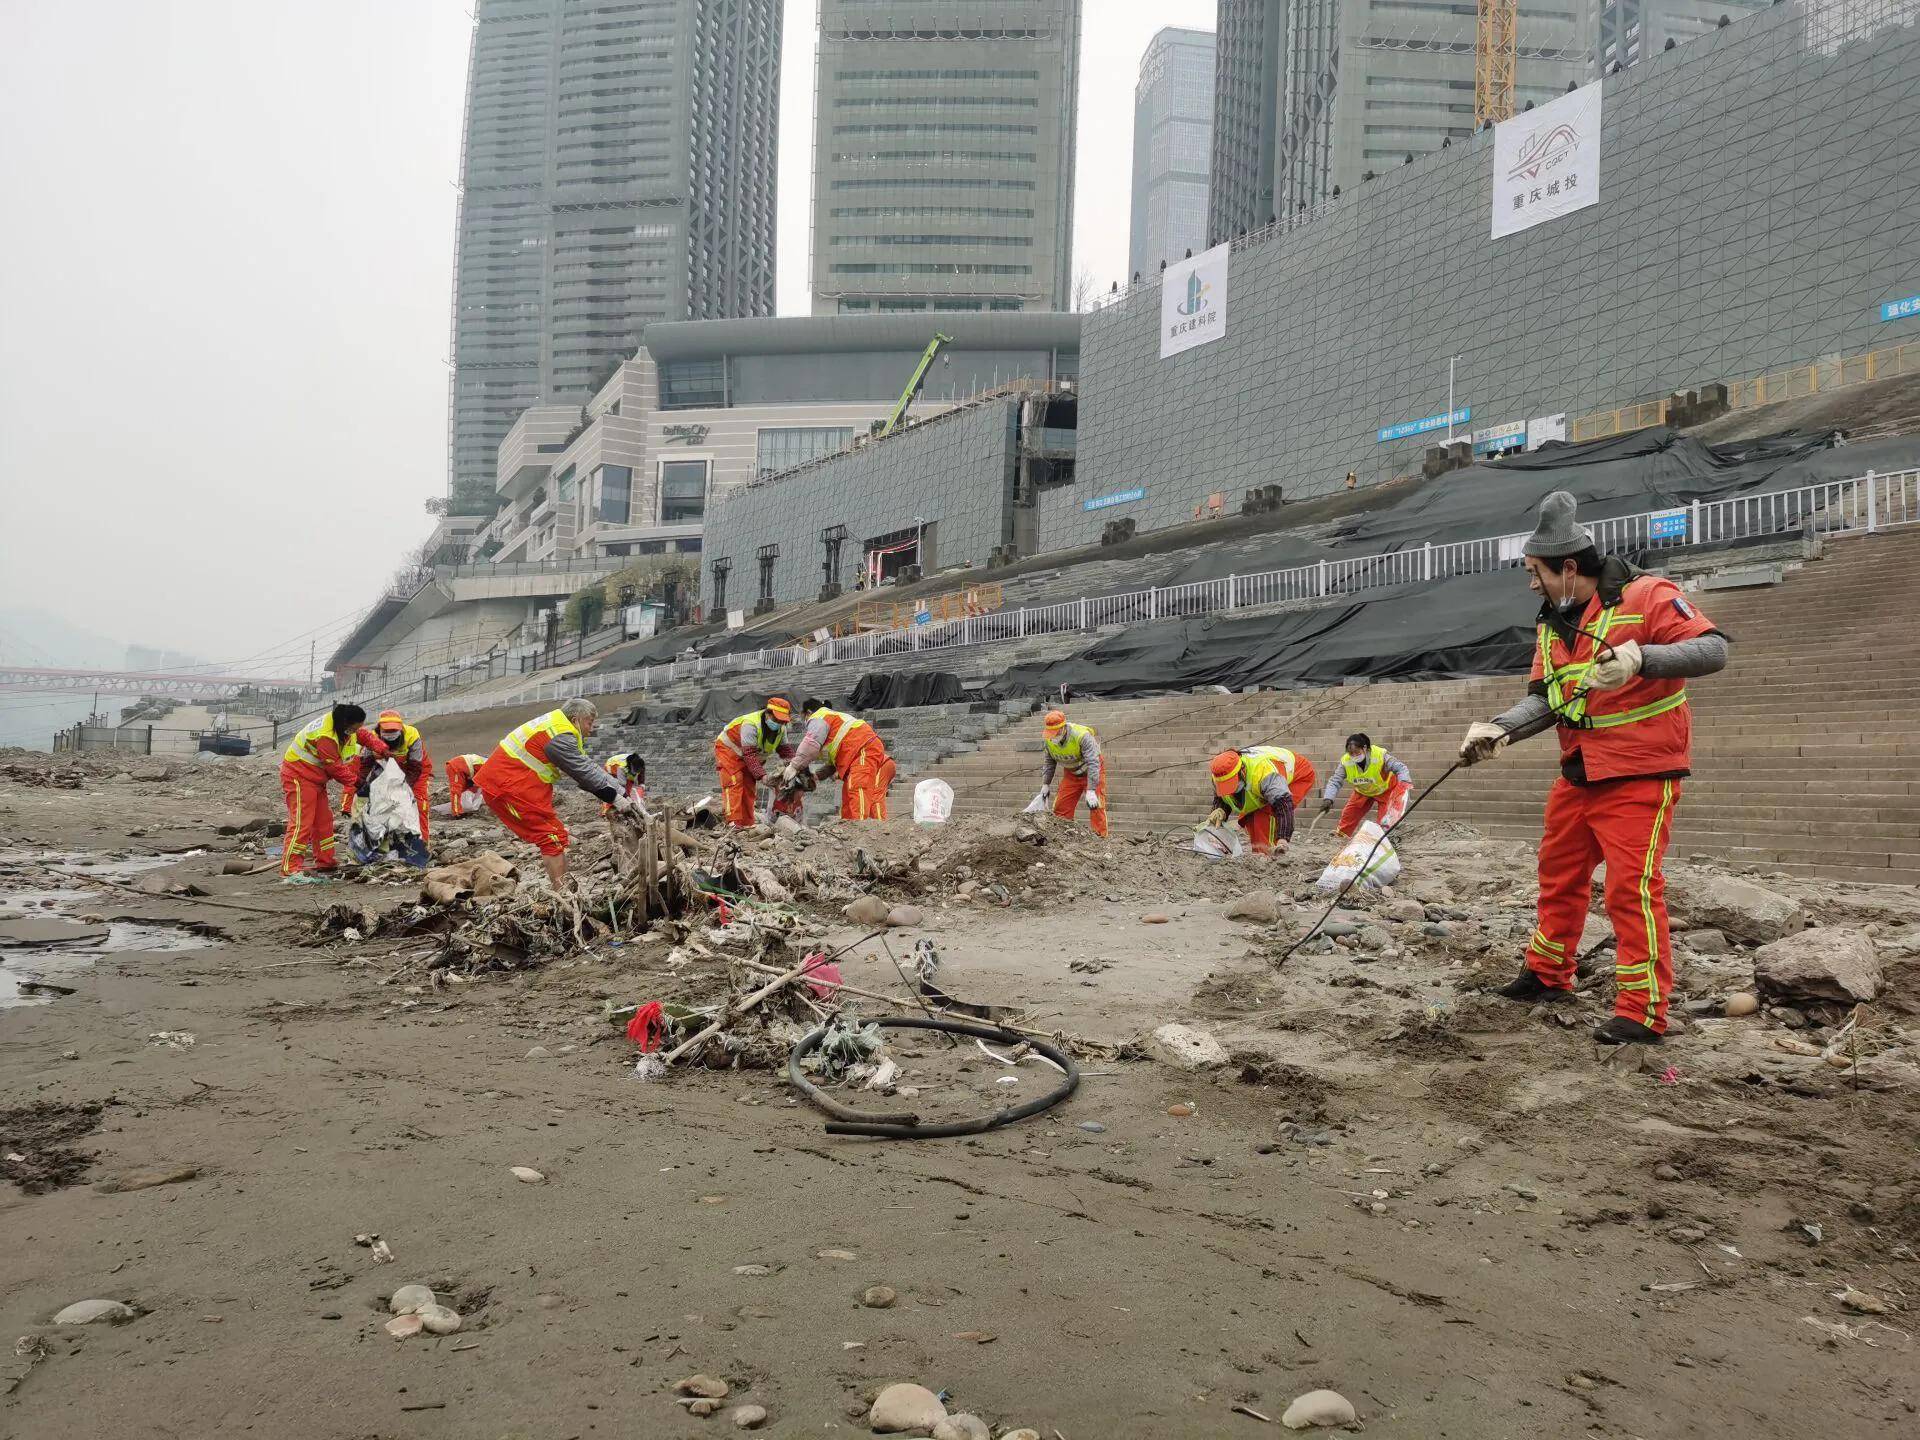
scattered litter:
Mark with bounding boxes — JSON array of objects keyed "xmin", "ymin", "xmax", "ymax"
[{"xmin": 146, "ymin": 1031, "xmax": 196, "ymax": 1050}]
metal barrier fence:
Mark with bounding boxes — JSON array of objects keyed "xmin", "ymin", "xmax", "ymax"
[{"xmin": 404, "ymin": 466, "xmax": 1917, "ymax": 721}]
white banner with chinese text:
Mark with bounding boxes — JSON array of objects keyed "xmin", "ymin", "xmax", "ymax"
[
  {"xmin": 1491, "ymin": 83, "xmax": 1601, "ymax": 240},
  {"xmin": 1160, "ymin": 243, "xmax": 1230, "ymax": 359}
]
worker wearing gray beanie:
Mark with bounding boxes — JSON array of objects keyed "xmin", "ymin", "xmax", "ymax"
[{"xmin": 1458, "ymin": 489, "xmax": 1730, "ymax": 1048}]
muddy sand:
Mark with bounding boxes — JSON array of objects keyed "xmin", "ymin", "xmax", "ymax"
[{"xmin": 2, "ymin": 749, "xmax": 1917, "ymax": 1439}]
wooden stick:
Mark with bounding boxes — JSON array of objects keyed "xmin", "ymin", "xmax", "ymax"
[{"xmin": 663, "ymin": 953, "xmax": 817, "ymax": 1065}]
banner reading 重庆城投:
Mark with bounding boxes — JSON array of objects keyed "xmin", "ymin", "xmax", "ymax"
[{"xmin": 1492, "ymin": 82, "xmax": 1601, "ymax": 240}]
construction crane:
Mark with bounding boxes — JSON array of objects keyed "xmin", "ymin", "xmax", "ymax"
[
  {"xmin": 1475, "ymin": 0, "xmax": 1518, "ymax": 129},
  {"xmin": 876, "ymin": 333, "xmax": 953, "ymax": 437}
]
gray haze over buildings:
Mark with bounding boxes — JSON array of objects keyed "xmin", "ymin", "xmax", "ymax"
[{"xmin": 0, "ymin": 0, "xmax": 1207, "ymax": 684}]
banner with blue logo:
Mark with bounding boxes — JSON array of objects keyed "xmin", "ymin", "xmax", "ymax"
[
  {"xmin": 1160, "ymin": 243, "xmax": 1230, "ymax": 360},
  {"xmin": 1378, "ymin": 408, "xmax": 1470, "ymax": 444}
]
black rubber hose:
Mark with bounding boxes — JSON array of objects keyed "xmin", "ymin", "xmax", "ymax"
[{"xmin": 789, "ymin": 1016, "xmax": 1080, "ymax": 1141}]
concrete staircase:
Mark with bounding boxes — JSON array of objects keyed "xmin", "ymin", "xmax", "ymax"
[{"xmin": 913, "ymin": 531, "xmax": 1920, "ymax": 886}]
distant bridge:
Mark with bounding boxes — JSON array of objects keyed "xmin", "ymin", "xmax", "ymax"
[{"xmin": 0, "ymin": 666, "xmax": 317, "ymax": 701}]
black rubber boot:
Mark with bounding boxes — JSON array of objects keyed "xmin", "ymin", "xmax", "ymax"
[
  {"xmin": 1494, "ymin": 968, "xmax": 1572, "ymax": 1003},
  {"xmin": 1593, "ymin": 1016, "xmax": 1663, "ymax": 1046}
]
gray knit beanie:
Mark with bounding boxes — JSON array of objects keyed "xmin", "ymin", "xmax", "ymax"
[{"xmin": 1522, "ymin": 490, "xmax": 1594, "ymax": 557}]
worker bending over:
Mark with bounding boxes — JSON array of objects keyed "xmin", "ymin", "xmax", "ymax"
[
  {"xmin": 1039, "ymin": 710, "xmax": 1108, "ymax": 837},
  {"xmin": 1204, "ymin": 746, "xmax": 1316, "ymax": 855},
  {"xmin": 713, "ymin": 698, "xmax": 794, "ymax": 827},
  {"xmin": 602, "ymin": 752, "xmax": 649, "ymax": 818},
  {"xmin": 783, "ymin": 700, "xmax": 895, "ymax": 821},
  {"xmin": 477, "ymin": 698, "xmax": 640, "ymax": 888},
  {"xmin": 444, "ymin": 754, "xmax": 487, "ymax": 816},
  {"xmin": 1319, "ymin": 733, "xmax": 1412, "ymax": 836},
  {"xmin": 280, "ymin": 703, "xmax": 385, "ymax": 880},
  {"xmin": 341, "ymin": 709, "xmax": 432, "ymax": 843},
  {"xmin": 1459, "ymin": 491, "xmax": 1728, "ymax": 1046}
]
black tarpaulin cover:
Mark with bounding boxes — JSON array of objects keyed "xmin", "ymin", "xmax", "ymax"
[
  {"xmin": 984, "ymin": 569, "xmax": 1545, "ymax": 700},
  {"xmin": 848, "ymin": 671, "xmax": 966, "ymax": 710}
]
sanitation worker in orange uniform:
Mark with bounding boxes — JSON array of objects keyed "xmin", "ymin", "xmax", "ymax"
[
  {"xmin": 477, "ymin": 698, "xmax": 637, "ymax": 888},
  {"xmin": 279, "ymin": 703, "xmax": 384, "ymax": 880},
  {"xmin": 712, "ymin": 697, "xmax": 794, "ymax": 827},
  {"xmin": 782, "ymin": 700, "xmax": 895, "ymax": 821},
  {"xmin": 341, "ymin": 709, "xmax": 433, "ymax": 843},
  {"xmin": 1460, "ymin": 491, "xmax": 1729, "ymax": 1046},
  {"xmin": 1202, "ymin": 746, "xmax": 1315, "ymax": 855},
  {"xmin": 1038, "ymin": 710, "xmax": 1108, "ymax": 837},
  {"xmin": 444, "ymin": 753, "xmax": 487, "ymax": 816},
  {"xmin": 1318, "ymin": 733, "xmax": 1413, "ymax": 837}
]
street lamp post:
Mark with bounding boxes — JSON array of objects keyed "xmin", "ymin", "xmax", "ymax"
[{"xmin": 1446, "ymin": 355, "xmax": 1462, "ymax": 444}]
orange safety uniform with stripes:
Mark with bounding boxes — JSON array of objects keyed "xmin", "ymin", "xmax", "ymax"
[
  {"xmin": 444, "ymin": 754, "xmax": 487, "ymax": 815},
  {"xmin": 1523, "ymin": 573, "xmax": 1718, "ymax": 1036},
  {"xmin": 804, "ymin": 708, "xmax": 895, "ymax": 821},
  {"xmin": 278, "ymin": 715, "xmax": 365, "ymax": 875},
  {"xmin": 476, "ymin": 709, "xmax": 584, "ymax": 858}
]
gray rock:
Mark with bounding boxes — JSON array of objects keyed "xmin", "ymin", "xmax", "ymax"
[
  {"xmin": 1321, "ymin": 920, "xmax": 1362, "ymax": 938},
  {"xmin": 730, "ymin": 1404, "xmax": 769, "ymax": 1429},
  {"xmin": 1281, "ymin": 1389, "xmax": 1357, "ymax": 1429},
  {"xmin": 1078, "ymin": 1121, "xmax": 1107, "ymax": 1134},
  {"xmin": 862, "ymin": 1285, "xmax": 897, "ymax": 1309},
  {"xmin": 869, "ymin": 1382, "xmax": 947, "ymax": 1434},
  {"xmin": 931, "ymin": 1418, "xmax": 992, "ymax": 1440},
  {"xmin": 524, "ymin": 1046, "xmax": 552, "ymax": 1060},
  {"xmin": 1681, "ymin": 928, "xmax": 1731, "ymax": 956},
  {"xmin": 1141, "ymin": 1023, "xmax": 1229, "ymax": 1071},
  {"xmin": 389, "ymin": 1284, "xmax": 436, "ymax": 1316},
  {"xmin": 1754, "ymin": 928, "xmax": 1882, "ymax": 1005},
  {"xmin": 1667, "ymin": 872, "xmax": 1807, "ymax": 944},
  {"xmin": 844, "ymin": 895, "xmax": 891, "ymax": 925},
  {"xmin": 1382, "ymin": 899, "xmax": 1426, "ymax": 924},
  {"xmin": 1225, "ymin": 892, "xmax": 1278, "ymax": 923},
  {"xmin": 886, "ymin": 904, "xmax": 925, "ymax": 929},
  {"xmin": 674, "ymin": 1374, "xmax": 730, "ymax": 1399},
  {"xmin": 53, "ymin": 1299, "xmax": 137, "ymax": 1326}
]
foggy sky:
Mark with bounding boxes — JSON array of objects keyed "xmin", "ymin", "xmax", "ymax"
[{"xmin": 0, "ymin": 0, "xmax": 1213, "ymax": 676}]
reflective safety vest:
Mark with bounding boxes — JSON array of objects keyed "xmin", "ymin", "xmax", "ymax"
[
  {"xmin": 1538, "ymin": 607, "xmax": 1690, "ymax": 731},
  {"xmin": 605, "ymin": 755, "xmax": 643, "ymax": 790},
  {"xmin": 284, "ymin": 715, "xmax": 361, "ymax": 769},
  {"xmin": 812, "ymin": 708, "xmax": 870, "ymax": 765},
  {"xmin": 494, "ymin": 708, "xmax": 582, "ymax": 785},
  {"xmin": 377, "ymin": 721, "xmax": 422, "ymax": 754},
  {"xmin": 1341, "ymin": 744, "xmax": 1391, "ymax": 797},
  {"xmin": 717, "ymin": 711, "xmax": 782, "ymax": 757},
  {"xmin": 1223, "ymin": 746, "xmax": 1297, "ymax": 816},
  {"xmin": 1044, "ymin": 722, "xmax": 1096, "ymax": 773}
]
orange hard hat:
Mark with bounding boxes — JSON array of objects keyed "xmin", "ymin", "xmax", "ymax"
[
  {"xmin": 764, "ymin": 697, "xmax": 792, "ymax": 723},
  {"xmin": 1042, "ymin": 709, "xmax": 1067, "ymax": 732},
  {"xmin": 1210, "ymin": 750, "xmax": 1244, "ymax": 797}
]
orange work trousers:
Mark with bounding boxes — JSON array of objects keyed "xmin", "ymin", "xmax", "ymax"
[
  {"xmin": 1052, "ymin": 768, "xmax": 1109, "ymax": 837},
  {"xmin": 715, "ymin": 744, "xmax": 762, "ymax": 828},
  {"xmin": 1237, "ymin": 759, "xmax": 1315, "ymax": 854},
  {"xmin": 478, "ymin": 765, "xmax": 569, "ymax": 858},
  {"xmin": 1525, "ymin": 777, "xmax": 1681, "ymax": 1036},
  {"xmin": 837, "ymin": 731, "xmax": 895, "ymax": 821},
  {"xmin": 1337, "ymin": 776, "xmax": 1410, "ymax": 838},
  {"xmin": 280, "ymin": 762, "xmax": 338, "ymax": 875}
]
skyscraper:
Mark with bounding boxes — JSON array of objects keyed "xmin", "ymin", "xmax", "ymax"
[
  {"xmin": 810, "ymin": 0, "xmax": 1082, "ymax": 316},
  {"xmin": 446, "ymin": 0, "xmax": 781, "ymax": 516},
  {"xmin": 1130, "ymin": 27, "xmax": 1216, "ymax": 280},
  {"xmin": 1209, "ymin": 0, "xmax": 1594, "ymax": 242},
  {"xmin": 1599, "ymin": 0, "xmax": 1772, "ymax": 72}
]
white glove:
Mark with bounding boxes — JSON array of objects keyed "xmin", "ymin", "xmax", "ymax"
[
  {"xmin": 1203, "ymin": 806, "xmax": 1228, "ymax": 830},
  {"xmin": 1459, "ymin": 721, "xmax": 1510, "ymax": 766},
  {"xmin": 1583, "ymin": 638, "xmax": 1643, "ymax": 693},
  {"xmin": 779, "ymin": 763, "xmax": 799, "ymax": 787},
  {"xmin": 1085, "ymin": 792, "xmax": 1102, "ymax": 810},
  {"xmin": 1022, "ymin": 790, "xmax": 1048, "ymax": 815},
  {"xmin": 613, "ymin": 792, "xmax": 642, "ymax": 817}
]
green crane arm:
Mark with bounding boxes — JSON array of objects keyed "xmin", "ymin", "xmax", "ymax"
[{"xmin": 880, "ymin": 332, "xmax": 954, "ymax": 436}]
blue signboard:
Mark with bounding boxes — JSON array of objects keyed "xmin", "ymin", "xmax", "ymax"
[
  {"xmin": 1882, "ymin": 294, "xmax": 1920, "ymax": 321},
  {"xmin": 1083, "ymin": 487, "xmax": 1145, "ymax": 512},
  {"xmin": 1648, "ymin": 508, "xmax": 1688, "ymax": 541},
  {"xmin": 1378, "ymin": 407, "xmax": 1470, "ymax": 444}
]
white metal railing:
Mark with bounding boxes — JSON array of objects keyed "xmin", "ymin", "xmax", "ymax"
[{"xmin": 400, "ymin": 467, "xmax": 1916, "ymax": 721}]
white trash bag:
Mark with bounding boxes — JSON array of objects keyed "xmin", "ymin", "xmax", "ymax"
[
  {"xmin": 1022, "ymin": 789, "xmax": 1049, "ymax": 815},
  {"xmin": 913, "ymin": 777, "xmax": 955, "ymax": 825},
  {"xmin": 1316, "ymin": 819, "xmax": 1402, "ymax": 892},
  {"xmin": 1191, "ymin": 823, "xmax": 1245, "ymax": 859},
  {"xmin": 348, "ymin": 759, "xmax": 429, "ymax": 867}
]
